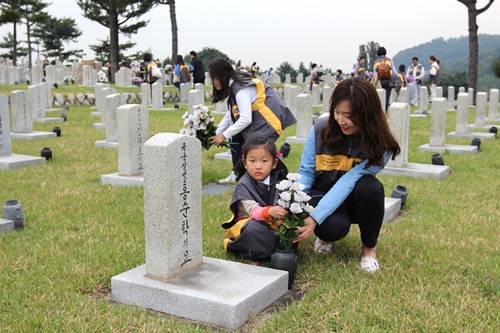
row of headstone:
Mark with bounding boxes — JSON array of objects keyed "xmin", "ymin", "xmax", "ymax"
[
  {"xmin": 95, "ymin": 93, "xmax": 129, "ymax": 149},
  {"xmin": 45, "ymin": 64, "xmax": 65, "ymax": 86},
  {"xmin": 0, "ymin": 65, "xmax": 29, "ymax": 84},
  {"xmin": 448, "ymin": 93, "xmax": 496, "ymax": 140}
]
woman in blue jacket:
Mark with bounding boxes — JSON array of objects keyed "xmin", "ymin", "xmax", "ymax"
[{"xmin": 295, "ymin": 78, "xmax": 400, "ymax": 272}]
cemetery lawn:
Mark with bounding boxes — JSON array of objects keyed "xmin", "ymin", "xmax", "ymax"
[
  {"xmin": 0, "ymin": 84, "xmax": 191, "ymax": 96},
  {"xmin": 0, "ymin": 105, "xmax": 498, "ymax": 332}
]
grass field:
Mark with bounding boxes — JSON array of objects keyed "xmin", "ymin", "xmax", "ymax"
[{"xmin": 0, "ymin": 94, "xmax": 498, "ymax": 332}]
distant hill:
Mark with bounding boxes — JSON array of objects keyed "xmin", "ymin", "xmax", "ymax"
[{"xmin": 393, "ymin": 34, "xmax": 500, "ymax": 90}]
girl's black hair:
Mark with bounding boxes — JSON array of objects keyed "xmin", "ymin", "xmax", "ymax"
[
  {"xmin": 209, "ymin": 58, "xmax": 253, "ymax": 103},
  {"xmin": 176, "ymin": 55, "xmax": 184, "ymax": 65},
  {"xmin": 234, "ymin": 137, "xmax": 288, "ymax": 181},
  {"xmin": 399, "ymin": 64, "xmax": 406, "ymax": 73},
  {"xmin": 429, "ymin": 55, "xmax": 440, "ymax": 65}
]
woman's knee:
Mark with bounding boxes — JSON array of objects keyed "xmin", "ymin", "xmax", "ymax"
[
  {"xmin": 314, "ymin": 218, "xmax": 351, "ymax": 242},
  {"xmin": 353, "ymin": 175, "xmax": 384, "ymax": 200}
]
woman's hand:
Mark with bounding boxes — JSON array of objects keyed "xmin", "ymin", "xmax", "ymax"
[
  {"xmin": 268, "ymin": 206, "xmax": 287, "ymax": 220},
  {"xmin": 294, "ymin": 216, "xmax": 317, "ymax": 243},
  {"xmin": 210, "ymin": 134, "xmax": 226, "ymax": 146}
]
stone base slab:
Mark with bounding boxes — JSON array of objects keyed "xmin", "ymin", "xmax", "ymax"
[
  {"xmin": 91, "ymin": 111, "xmax": 101, "ymax": 117},
  {"xmin": 101, "ymin": 173, "xmax": 144, "ymax": 187},
  {"xmin": 467, "ymin": 123, "xmax": 499, "ymax": 130},
  {"xmin": 111, "ymin": 257, "xmax": 288, "ymax": 329},
  {"xmin": 380, "ymin": 163, "xmax": 450, "ymax": 179},
  {"xmin": 11, "ymin": 131, "xmax": 56, "ymax": 141},
  {"xmin": 383, "ymin": 197, "xmax": 402, "ymax": 223},
  {"xmin": 418, "ymin": 143, "xmax": 478, "ymax": 154},
  {"xmin": 214, "ymin": 151, "xmax": 232, "ymax": 161},
  {"xmin": 148, "ymin": 106, "xmax": 177, "ymax": 112},
  {"xmin": 46, "ymin": 108, "xmax": 64, "ymax": 112},
  {"xmin": 35, "ymin": 117, "xmax": 64, "ymax": 123},
  {"xmin": 95, "ymin": 140, "xmax": 118, "ymax": 149},
  {"xmin": 447, "ymin": 131, "xmax": 496, "ymax": 140},
  {"xmin": 93, "ymin": 123, "xmax": 105, "ymax": 129},
  {"xmin": 410, "ymin": 113, "xmax": 429, "ymax": 118},
  {"xmin": 0, "ymin": 153, "xmax": 45, "ymax": 170},
  {"xmin": 285, "ymin": 136, "xmax": 307, "ymax": 144},
  {"xmin": 0, "ymin": 218, "xmax": 15, "ymax": 234},
  {"xmin": 485, "ymin": 117, "xmax": 500, "ymax": 123}
]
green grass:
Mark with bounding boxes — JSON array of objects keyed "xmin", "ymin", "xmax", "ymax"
[{"xmin": 0, "ymin": 103, "xmax": 499, "ymax": 332}]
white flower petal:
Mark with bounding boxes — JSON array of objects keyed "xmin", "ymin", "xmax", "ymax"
[
  {"xmin": 276, "ymin": 180, "xmax": 292, "ymax": 191},
  {"xmin": 279, "ymin": 191, "xmax": 292, "ymax": 201},
  {"xmin": 289, "ymin": 202, "xmax": 303, "ymax": 214},
  {"xmin": 286, "ymin": 173, "xmax": 300, "ymax": 181}
]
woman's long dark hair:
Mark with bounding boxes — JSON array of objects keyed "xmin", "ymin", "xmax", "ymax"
[
  {"xmin": 175, "ymin": 55, "xmax": 184, "ymax": 66},
  {"xmin": 209, "ymin": 58, "xmax": 252, "ymax": 103},
  {"xmin": 322, "ymin": 78, "xmax": 400, "ymax": 166}
]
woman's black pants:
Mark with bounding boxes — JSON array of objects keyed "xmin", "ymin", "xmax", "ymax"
[{"xmin": 310, "ymin": 175, "xmax": 385, "ymax": 248}]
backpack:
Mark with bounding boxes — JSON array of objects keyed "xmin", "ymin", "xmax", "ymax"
[
  {"xmin": 377, "ymin": 59, "xmax": 392, "ymax": 80},
  {"xmin": 179, "ymin": 65, "xmax": 191, "ymax": 83}
]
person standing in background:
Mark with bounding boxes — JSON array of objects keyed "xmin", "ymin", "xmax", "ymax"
[
  {"xmin": 189, "ymin": 51, "xmax": 205, "ymax": 86},
  {"xmin": 406, "ymin": 57, "xmax": 425, "ymax": 106},
  {"xmin": 428, "ymin": 55, "xmax": 440, "ymax": 101}
]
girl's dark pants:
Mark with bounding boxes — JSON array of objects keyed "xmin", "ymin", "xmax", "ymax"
[{"xmin": 310, "ymin": 175, "xmax": 385, "ymax": 248}]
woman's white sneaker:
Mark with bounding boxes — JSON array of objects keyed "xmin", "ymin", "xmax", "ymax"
[
  {"xmin": 360, "ymin": 256, "xmax": 379, "ymax": 273},
  {"xmin": 218, "ymin": 171, "xmax": 237, "ymax": 184},
  {"xmin": 313, "ymin": 237, "xmax": 333, "ymax": 254}
]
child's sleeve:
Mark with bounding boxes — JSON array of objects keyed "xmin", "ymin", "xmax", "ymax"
[{"xmin": 238, "ymin": 200, "xmax": 270, "ymax": 221}]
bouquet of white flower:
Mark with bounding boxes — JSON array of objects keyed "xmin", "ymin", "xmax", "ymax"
[
  {"xmin": 180, "ymin": 105, "xmax": 226, "ymax": 150},
  {"xmin": 275, "ymin": 173, "xmax": 314, "ymax": 250}
]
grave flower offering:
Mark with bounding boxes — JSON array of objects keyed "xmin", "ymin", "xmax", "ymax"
[
  {"xmin": 180, "ymin": 105, "xmax": 224, "ymax": 150},
  {"xmin": 275, "ymin": 173, "xmax": 314, "ymax": 250}
]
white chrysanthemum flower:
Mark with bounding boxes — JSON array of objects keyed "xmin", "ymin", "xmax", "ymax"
[
  {"xmin": 289, "ymin": 202, "xmax": 303, "ymax": 214},
  {"xmin": 276, "ymin": 179, "xmax": 292, "ymax": 191},
  {"xmin": 303, "ymin": 203, "xmax": 314, "ymax": 213},
  {"xmin": 286, "ymin": 173, "xmax": 300, "ymax": 181},
  {"xmin": 294, "ymin": 191, "xmax": 311, "ymax": 203},
  {"xmin": 279, "ymin": 191, "xmax": 292, "ymax": 201},
  {"xmin": 290, "ymin": 181, "xmax": 306, "ymax": 192},
  {"xmin": 277, "ymin": 199, "xmax": 289, "ymax": 208},
  {"xmin": 182, "ymin": 112, "xmax": 190, "ymax": 119}
]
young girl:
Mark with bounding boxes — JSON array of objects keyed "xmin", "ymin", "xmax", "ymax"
[
  {"xmin": 209, "ymin": 58, "xmax": 296, "ymax": 184},
  {"xmin": 295, "ymin": 78, "xmax": 400, "ymax": 273},
  {"xmin": 222, "ymin": 137, "xmax": 288, "ymax": 261}
]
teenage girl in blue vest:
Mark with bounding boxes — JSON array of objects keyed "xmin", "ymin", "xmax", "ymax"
[
  {"xmin": 295, "ymin": 78, "xmax": 400, "ymax": 272},
  {"xmin": 209, "ymin": 58, "xmax": 296, "ymax": 184}
]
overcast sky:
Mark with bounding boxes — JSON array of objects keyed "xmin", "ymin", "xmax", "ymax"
[{"xmin": 1, "ymin": 0, "xmax": 499, "ymax": 70}]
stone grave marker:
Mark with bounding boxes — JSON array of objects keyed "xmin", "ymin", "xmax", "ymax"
[
  {"xmin": 11, "ymin": 90, "xmax": 56, "ymax": 141},
  {"xmin": 286, "ymin": 93, "xmax": 312, "ymax": 144},
  {"xmin": 95, "ymin": 93, "xmax": 123, "ymax": 149},
  {"xmin": 447, "ymin": 93, "xmax": 495, "ymax": 140}
]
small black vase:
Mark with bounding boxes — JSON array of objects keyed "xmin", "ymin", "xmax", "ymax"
[
  {"xmin": 470, "ymin": 138, "xmax": 481, "ymax": 151},
  {"xmin": 489, "ymin": 126, "xmax": 498, "ymax": 138},
  {"xmin": 270, "ymin": 249, "xmax": 298, "ymax": 289},
  {"xmin": 391, "ymin": 185, "xmax": 409, "ymax": 207},
  {"xmin": 41, "ymin": 147, "xmax": 52, "ymax": 161},
  {"xmin": 3, "ymin": 199, "xmax": 24, "ymax": 229},
  {"xmin": 431, "ymin": 153, "xmax": 444, "ymax": 165},
  {"xmin": 279, "ymin": 143, "xmax": 291, "ymax": 158},
  {"xmin": 52, "ymin": 126, "xmax": 61, "ymax": 137}
]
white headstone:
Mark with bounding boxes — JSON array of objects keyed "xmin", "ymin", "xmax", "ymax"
[
  {"xmin": 322, "ymin": 85, "xmax": 333, "ymax": 114},
  {"xmin": 436, "ymin": 86, "xmax": 443, "ymax": 98},
  {"xmin": 397, "ymin": 87, "xmax": 409, "ymax": 104},
  {"xmin": 180, "ymin": 83, "xmax": 190, "ymax": 103},
  {"xmin": 447, "ymin": 86, "xmax": 455, "ymax": 108},
  {"xmin": 27, "ymin": 85, "xmax": 41, "ymax": 121},
  {"xmin": 285, "ymin": 74, "xmax": 291, "ymax": 84},
  {"xmin": 489, "ymin": 89, "xmax": 499, "ymax": 120},
  {"xmin": 194, "ymin": 83, "xmax": 204, "ymax": 94},
  {"xmin": 429, "ymin": 98, "xmax": 447, "ymax": 147},
  {"xmin": 468, "ymin": 87, "xmax": 474, "ymax": 106},
  {"xmin": 83, "ymin": 65, "xmax": 93, "ymax": 86},
  {"xmin": 296, "ymin": 73, "xmax": 303, "ymax": 84},
  {"xmin": 104, "ymin": 94, "xmax": 122, "ymax": 143},
  {"xmin": 11, "ymin": 90, "xmax": 32, "ymax": 133},
  {"xmin": 151, "ymin": 81, "xmax": 164, "ymax": 109},
  {"xmin": 141, "ymin": 83, "xmax": 152, "ymax": 106},
  {"xmin": 143, "ymin": 133, "xmax": 203, "ymax": 280},
  {"xmin": 458, "ymin": 87, "xmax": 465, "ymax": 94},
  {"xmin": 116, "ymin": 105, "xmax": 149, "ymax": 176},
  {"xmin": 188, "ymin": 90, "xmax": 204, "ymax": 112},
  {"xmin": 286, "ymin": 93, "xmax": 312, "ymax": 144},
  {"xmin": 377, "ymin": 89, "xmax": 386, "ymax": 113},
  {"xmin": 311, "ymin": 84, "xmax": 321, "ymax": 105},
  {"xmin": 455, "ymin": 93, "xmax": 469, "ymax": 133},
  {"xmin": 474, "ymin": 92, "xmax": 488, "ymax": 126},
  {"xmin": 387, "ymin": 103, "xmax": 410, "ymax": 168},
  {"xmin": 418, "ymin": 86, "xmax": 428, "ymax": 113},
  {"xmin": 0, "ymin": 95, "xmax": 12, "ymax": 156}
]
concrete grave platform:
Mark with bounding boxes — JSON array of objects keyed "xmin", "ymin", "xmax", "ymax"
[
  {"xmin": 383, "ymin": 197, "xmax": 402, "ymax": 224},
  {"xmin": 467, "ymin": 123, "xmax": 499, "ymax": 131},
  {"xmin": 214, "ymin": 151, "xmax": 232, "ymax": 161},
  {"xmin": 285, "ymin": 136, "xmax": 307, "ymax": 144},
  {"xmin": 447, "ymin": 131, "xmax": 495, "ymax": 140},
  {"xmin": 410, "ymin": 113, "xmax": 429, "ymax": 118},
  {"xmin": 91, "ymin": 111, "xmax": 101, "ymax": 117},
  {"xmin": 111, "ymin": 256, "xmax": 288, "ymax": 330},
  {"xmin": 93, "ymin": 122, "xmax": 105, "ymax": 129},
  {"xmin": 0, "ymin": 153, "xmax": 45, "ymax": 170},
  {"xmin": 35, "ymin": 117, "xmax": 64, "ymax": 123},
  {"xmin": 0, "ymin": 218, "xmax": 15, "ymax": 234},
  {"xmin": 419, "ymin": 143, "xmax": 478, "ymax": 154},
  {"xmin": 11, "ymin": 131, "xmax": 56, "ymax": 140},
  {"xmin": 148, "ymin": 106, "xmax": 177, "ymax": 112},
  {"xmin": 46, "ymin": 108, "xmax": 64, "ymax": 112},
  {"xmin": 380, "ymin": 163, "xmax": 450, "ymax": 179},
  {"xmin": 101, "ymin": 173, "xmax": 144, "ymax": 187},
  {"xmin": 485, "ymin": 117, "xmax": 500, "ymax": 123},
  {"xmin": 95, "ymin": 140, "xmax": 118, "ymax": 149}
]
